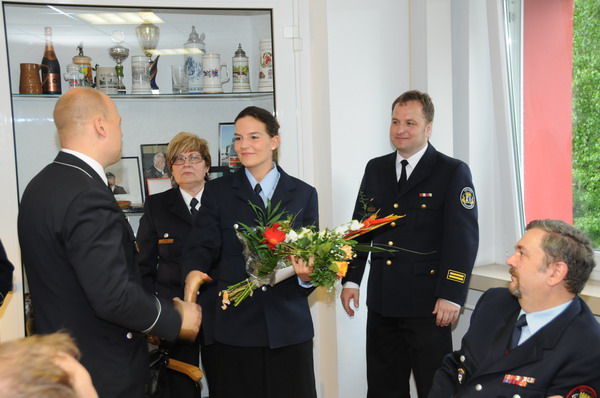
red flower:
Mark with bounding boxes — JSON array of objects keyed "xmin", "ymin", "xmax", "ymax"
[{"xmin": 261, "ymin": 222, "xmax": 286, "ymax": 250}]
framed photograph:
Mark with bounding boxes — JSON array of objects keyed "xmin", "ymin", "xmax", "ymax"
[
  {"xmin": 208, "ymin": 166, "xmax": 238, "ymax": 181},
  {"xmin": 218, "ymin": 122, "xmax": 241, "ymax": 169},
  {"xmin": 105, "ymin": 157, "xmax": 144, "ymax": 209},
  {"xmin": 140, "ymin": 143, "xmax": 171, "ymax": 196}
]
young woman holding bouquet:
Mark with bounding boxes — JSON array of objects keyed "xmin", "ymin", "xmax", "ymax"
[
  {"xmin": 136, "ymin": 132, "xmax": 217, "ymax": 396},
  {"xmin": 181, "ymin": 106, "xmax": 319, "ymax": 398}
]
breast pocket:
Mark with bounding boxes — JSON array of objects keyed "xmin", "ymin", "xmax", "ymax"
[
  {"xmin": 157, "ymin": 232, "xmax": 185, "ymax": 261},
  {"xmin": 407, "ymin": 197, "xmax": 442, "ymax": 232}
]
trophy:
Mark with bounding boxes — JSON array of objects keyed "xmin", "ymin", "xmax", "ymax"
[
  {"xmin": 108, "ymin": 31, "xmax": 129, "ymax": 94},
  {"xmin": 135, "ymin": 11, "xmax": 160, "ymax": 93}
]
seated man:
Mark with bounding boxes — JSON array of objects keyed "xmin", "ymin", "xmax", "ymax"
[
  {"xmin": 429, "ymin": 219, "xmax": 600, "ymax": 398},
  {"xmin": 0, "ymin": 332, "xmax": 98, "ymax": 398}
]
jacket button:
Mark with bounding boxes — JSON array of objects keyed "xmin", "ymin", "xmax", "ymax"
[
  {"xmin": 261, "ymin": 286, "xmax": 267, "ymax": 292},
  {"xmin": 393, "ymin": 203, "xmax": 399, "ymax": 209},
  {"xmin": 430, "ymin": 269, "xmax": 436, "ymax": 275},
  {"xmin": 163, "ymin": 233, "xmax": 169, "ymax": 238},
  {"xmin": 459, "ymin": 355, "xmax": 466, "ymax": 362},
  {"xmin": 421, "ymin": 204, "xmax": 427, "ymax": 209},
  {"xmin": 386, "ymin": 260, "xmax": 392, "ymax": 266},
  {"xmin": 513, "ymin": 395, "xmax": 521, "ymax": 398},
  {"xmin": 475, "ymin": 384, "xmax": 482, "ymax": 391},
  {"xmin": 390, "ymin": 222, "xmax": 396, "ymax": 227},
  {"xmin": 126, "ymin": 332, "xmax": 133, "ymax": 340},
  {"xmin": 387, "ymin": 241, "xmax": 394, "ymax": 246}
]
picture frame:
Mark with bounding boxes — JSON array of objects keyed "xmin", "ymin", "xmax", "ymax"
[
  {"xmin": 208, "ymin": 166, "xmax": 238, "ymax": 181},
  {"xmin": 105, "ymin": 157, "xmax": 144, "ymax": 210},
  {"xmin": 140, "ymin": 143, "xmax": 171, "ymax": 196},
  {"xmin": 218, "ymin": 122, "xmax": 241, "ymax": 169}
]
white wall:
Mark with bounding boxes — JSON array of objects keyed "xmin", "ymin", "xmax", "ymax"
[
  {"xmin": 311, "ymin": 0, "xmax": 522, "ymax": 396},
  {"xmin": 323, "ymin": 1, "xmax": 410, "ymax": 397}
]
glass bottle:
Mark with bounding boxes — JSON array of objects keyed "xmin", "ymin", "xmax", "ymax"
[{"xmin": 41, "ymin": 27, "xmax": 61, "ymax": 94}]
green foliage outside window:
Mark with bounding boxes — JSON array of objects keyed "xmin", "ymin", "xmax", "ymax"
[{"xmin": 572, "ymin": 0, "xmax": 600, "ymax": 248}]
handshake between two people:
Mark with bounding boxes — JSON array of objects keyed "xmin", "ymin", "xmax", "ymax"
[{"xmin": 172, "ymin": 270, "xmax": 213, "ymax": 342}]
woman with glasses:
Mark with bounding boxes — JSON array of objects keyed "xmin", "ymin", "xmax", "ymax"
[
  {"xmin": 181, "ymin": 106, "xmax": 319, "ymax": 398},
  {"xmin": 137, "ymin": 132, "xmax": 216, "ymax": 397}
]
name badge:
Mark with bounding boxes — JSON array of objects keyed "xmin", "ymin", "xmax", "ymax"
[{"xmin": 158, "ymin": 239, "xmax": 174, "ymax": 244}]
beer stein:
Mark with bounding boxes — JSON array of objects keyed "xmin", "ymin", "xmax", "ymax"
[
  {"xmin": 19, "ymin": 63, "xmax": 48, "ymax": 94},
  {"xmin": 202, "ymin": 54, "xmax": 230, "ymax": 93}
]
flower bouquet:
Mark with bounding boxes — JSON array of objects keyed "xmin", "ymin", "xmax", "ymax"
[{"xmin": 219, "ymin": 201, "xmax": 403, "ymax": 309}]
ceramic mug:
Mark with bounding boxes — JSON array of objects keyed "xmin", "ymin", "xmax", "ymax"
[
  {"xmin": 202, "ymin": 54, "xmax": 230, "ymax": 93},
  {"xmin": 96, "ymin": 66, "xmax": 118, "ymax": 95},
  {"xmin": 19, "ymin": 63, "xmax": 48, "ymax": 94}
]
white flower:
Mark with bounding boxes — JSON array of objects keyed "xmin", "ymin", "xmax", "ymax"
[
  {"xmin": 285, "ymin": 230, "xmax": 299, "ymax": 243},
  {"xmin": 349, "ymin": 220, "xmax": 363, "ymax": 231},
  {"xmin": 298, "ymin": 227, "xmax": 312, "ymax": 239},
  {"xmin": 334, "ymin": 223, "xmax": 350, "ymax": 235}
]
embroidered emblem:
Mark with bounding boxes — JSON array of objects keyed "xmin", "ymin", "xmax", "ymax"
[
  {"xmin": 460, "ymin": 187, "xmax": 475, "ymax": 209},
  {"xmin": 503, "ymin": 374, "xmax": 536, "ymax": 387},
  {"xmin": 419, "ymin": 193, "xmax": 433, "ymax": 197},
  {"xmin": 447, "ymin": 270, "xmax": 466, "ymax": 283},
  {"xmin": 567, "ymin": 385, "xmax": 597, "ymax": 398}
]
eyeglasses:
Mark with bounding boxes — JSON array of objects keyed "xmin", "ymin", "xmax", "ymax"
[{"xmin": 172, "ymin": 154, "xmax": 204, "ymax": 165}]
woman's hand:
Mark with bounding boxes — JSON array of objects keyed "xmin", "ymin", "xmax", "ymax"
[
  {"xmin": 184, "ymin": 270, "xmax": 213, "ymax": 303},
  {"xmin": 290, "ymin": 256, "xmax": 314, "ymax": 282}
]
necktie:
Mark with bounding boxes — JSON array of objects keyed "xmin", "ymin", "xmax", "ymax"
[
  {"xmin": 189, "ymin": 197, "xmax": 198, "ymax": 216},
  {"xmin": 508, "ymin": 314, "xmax": 527, "ymax": 351},
  {"xmin": 254, "ymin": 183, "xmax": 263, "ymax": 197},
  {"xmin": 397, "ymin": 159, "xmax": 408, "ymax": 189}
]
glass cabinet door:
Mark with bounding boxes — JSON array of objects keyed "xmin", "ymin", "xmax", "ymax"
[{"xmin": 3, "ymin": 3, "xmax": 276, "ymax": 210}]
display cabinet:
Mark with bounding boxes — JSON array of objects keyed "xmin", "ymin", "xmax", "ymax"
[{"xmin": 4, "ymin": 3, "xmax": 278, "ymax": 210}]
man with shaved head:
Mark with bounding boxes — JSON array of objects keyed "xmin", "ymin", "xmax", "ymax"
[{"xmin": 18, "ymin": 88, "xmax": 202, "ymax": 398}]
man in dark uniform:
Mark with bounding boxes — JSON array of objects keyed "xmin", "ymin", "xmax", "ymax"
[
  {"xmin": 429, "ymin": 219, "xmax": 600, "ymax": 398},
  {"xmin": 17, "ymin": 87, "xmax": 202, "ymax": 398},
  {"xmin": 341, "ymin": 90, "xmax": 479, "ymax": 397}
]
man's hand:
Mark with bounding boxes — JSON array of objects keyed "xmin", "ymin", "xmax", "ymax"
[
  {"xmin": 184, "ymin": 270, "xmax": 212, "ymax": 303},
  {"xmin": 432, "ymin": 298, "xmax": 460, "ymax": 327},
  {"xmin": 173, "ymin": 297, "xmax": 202, "ymax": 342},
  {"xmin": 291, "ymin": 256, "xmax": 314, "ymax": 282},
  {"xmin": 341, "ymin": 287, "xmax": 360, "ymax": 317}
]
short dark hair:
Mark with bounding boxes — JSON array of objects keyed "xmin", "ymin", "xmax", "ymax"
[
  {"xmin": 526, "ymin": 219, "xmax": 596, "ymax": 294},
  {"xmin": 391, "ymin": 90, "xmax": 435, "ymax": 124},
  {"xmin": 234, "ymin": 106, "xmax": 280, "ymax": 163}
]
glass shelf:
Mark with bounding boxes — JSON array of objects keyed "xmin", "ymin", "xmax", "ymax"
[{"xmin": 12, "ymin": 91, "xmax": 273, "ymax": 100}]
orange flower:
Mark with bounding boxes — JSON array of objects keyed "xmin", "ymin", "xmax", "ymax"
[
  {"xmin": 335, "ymin": 261, "xmax": 349, "ymax": 278},
  {"xmin": 261, "ymin": 222, "xmax": 286, "ymax": 250},
  {"xmin": 341, "ymin": 245, "xmax": 353, "ymax": 260},
  {"xmin": 344, "ymin": 214, "xmax": 405, "ymax": 240}
]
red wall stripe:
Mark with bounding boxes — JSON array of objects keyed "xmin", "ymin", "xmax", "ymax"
[{"xmin": 523, "ymin": 0, "xmax": 573, "ymax": 223}]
